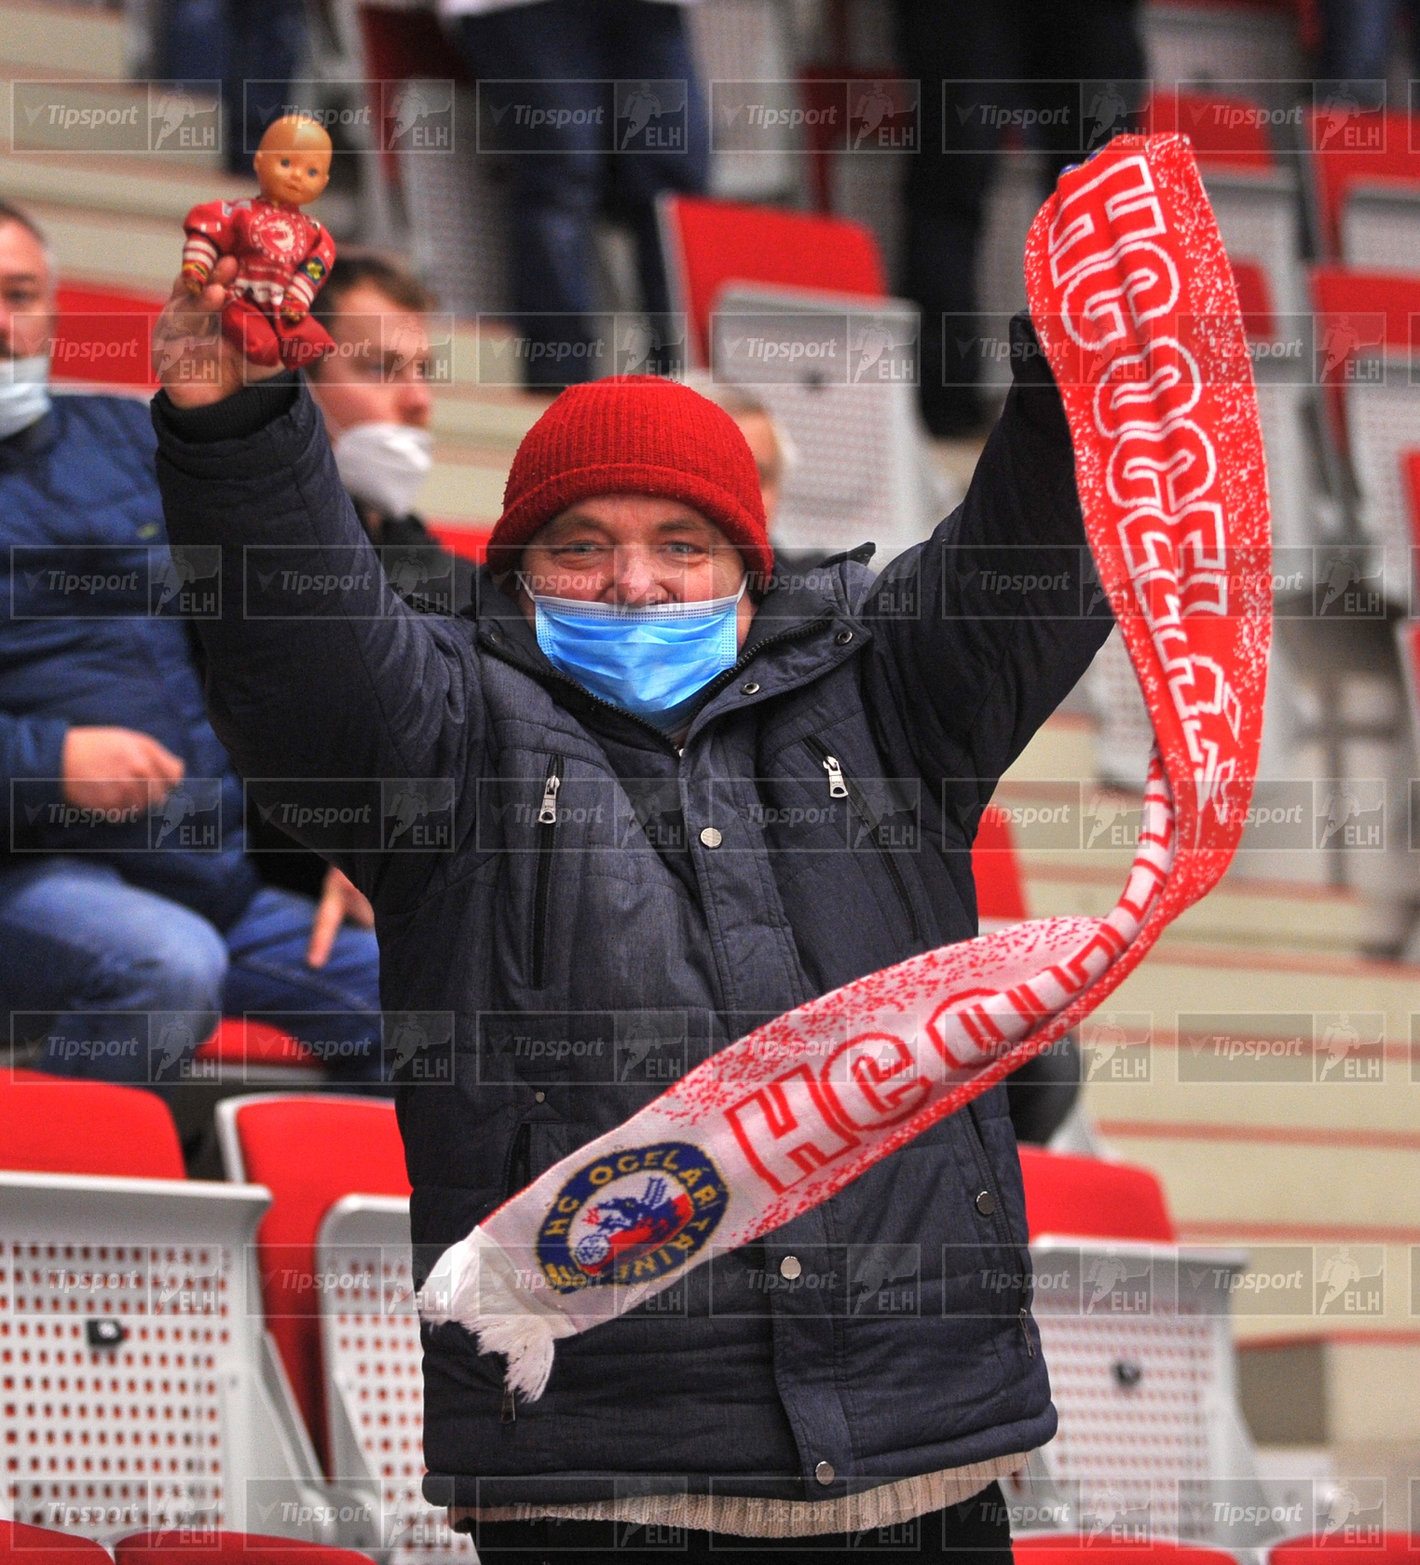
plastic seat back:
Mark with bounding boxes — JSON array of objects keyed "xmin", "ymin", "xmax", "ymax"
[
  {"xmin": 660, "ymin": 193, "xmax": 887, "ymax": 364},
  {"xmin": 1148, "ymin": 90, "xmax": 1278, "ymax": 169},
  {"xmin": 1018, "ymin": 1147, "xmax": 1176, "ymax": 1242},
  {"xmin": 1016, "ymin": 1541, "xmax": 1241, "ymax": 1565},
  {"xmin": 217, "ymin": 1096, "xmax": 411, "ymax": 1472},
  {"xmin": 0, "ymin": 1521, "xmax": 112, "ymax": 1562},
  {"xmin": 0, "ymin": 1069, "xmax": 185, "ymax": 1179}
]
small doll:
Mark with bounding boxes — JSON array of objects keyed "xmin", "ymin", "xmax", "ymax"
[{"xmin": 181, "ymin": 114, "xmax": 336, "ymax": 370}]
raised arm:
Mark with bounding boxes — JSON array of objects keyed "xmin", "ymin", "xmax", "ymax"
[
  {"xmin": 866, "ymin": 313, "xmax": 1113, "ymax": 818},
  {"xmin": 150, "ymin": 261, "xmax": 481, "ymax": 882}
]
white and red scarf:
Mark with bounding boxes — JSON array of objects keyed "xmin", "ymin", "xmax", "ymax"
[{"xmin": 419, "ymin": 136, "xmax": 1273, "ymax": 1399}]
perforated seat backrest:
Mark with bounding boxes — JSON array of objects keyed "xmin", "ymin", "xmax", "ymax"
[
  {"xmin": 1018, "ymin": 1147, "xmax": 1176, "ymax": 1242},
  {"xmin": 225, "ymin": 1097, "xmax": 411, "ymax": 1472},
  {"xmin": 0, "ymin": 1070, "xmax": 185, "ymax": 1179},
  {"xmin": 660, "ymin": 194, "xmax": 887, "ymax": 364},
  {"xmin": 1268, "ymin": 1536, "xmax": 1420, "ymax": 1565},
  {"xmin": 115, "ymin": 1530, "xmax": 378, "ymax": 1564}
]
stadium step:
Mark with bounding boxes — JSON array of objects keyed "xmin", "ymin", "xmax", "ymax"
[{"xmin": 0, "ymin": 0, "xmax": 126, "ymax": 78}]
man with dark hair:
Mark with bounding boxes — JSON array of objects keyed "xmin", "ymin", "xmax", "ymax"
[
  {"xmin": 306, "ymin": 253, "xmax": 475, "ymax": 613},
  {"xmin": 0, "ymin": 202, "xmax": 383, "ymax": 1083}
]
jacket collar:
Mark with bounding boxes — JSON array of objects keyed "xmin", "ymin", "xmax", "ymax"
[{"xmin": 465, "ymin": 552, "xmax": 870, "ymax": 739}]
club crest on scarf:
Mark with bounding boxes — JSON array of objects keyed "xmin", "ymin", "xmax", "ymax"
[{"xmin": 536, "ymin": 1141, "xmax": 728, "ymax": 1293}]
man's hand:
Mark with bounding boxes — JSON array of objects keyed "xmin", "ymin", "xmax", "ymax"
[
  {"xmin": 308, "ymin": 865, "xmax": 375, "ymax": 968},
  {"xmin": 152, "ymin": 255, "xmax": 283, "ymax": 409},
  {"xmin": 61, "ymin": 726, "xmax": 185, "ymax": 812}
]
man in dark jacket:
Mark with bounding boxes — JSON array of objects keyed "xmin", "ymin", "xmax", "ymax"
[
  {"xmin": 0, "ymin": 202, "xmax": 382, "ymax": 1083},
  {"xmin": 152, "ymin": 253, "xmax": 1111, "ymax": 1558}
]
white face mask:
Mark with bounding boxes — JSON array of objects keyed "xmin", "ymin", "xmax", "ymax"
[
  {"xmin": 331, "ymin": 422, "xmax": 434, "ymax": 518},
  {"xmin": 0, "ymin": 355, "xmax": 51, "ymax": 441}
]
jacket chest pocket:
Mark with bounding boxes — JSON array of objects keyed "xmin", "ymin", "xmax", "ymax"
[{"xmin": 802, "ymin": 736, "xmax": 926, "ymax": 948}]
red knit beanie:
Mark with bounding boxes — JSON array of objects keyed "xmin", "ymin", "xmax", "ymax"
[{"xmin": 486, "ymin": 376, "xmax": 774, "ymax": 583}]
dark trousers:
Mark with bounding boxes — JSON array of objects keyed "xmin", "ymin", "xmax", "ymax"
[
  {"xmin": 892, "ymin": 0, "xmax": 1145, "ymax": 432},
  {"xmin": 452, "ymin": 0, "xmax": 709, "ymax": 382},
  {"xmin": 470, "ymin": 1479, "xmax": 1015, "ymax": 1564}
]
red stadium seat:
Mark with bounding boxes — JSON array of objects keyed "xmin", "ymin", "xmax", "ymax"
[
  {"xmin": 195, "ymin": 1017, "xmax": 317, "ymax": 1074},
  {"xmin": 1269, "ymin": 1537, "xmax": 1420, "ymax": 1565},
  {"xmin": 1230, "ymin": 257, "xmax": 1279, "ymax": 339},
  {"xmin": 0, "ymin": 1521, "xmax": 111, "ymax": 1562},
  {"xmin": 427, "ymin": 521, "xmax": 490, "ymax": 563},
  {"xmin": 659, "ymin": 193, "xmax": 888, "ymax": 365},
  {"xmin": 1401, "ymin": 448, "xmax": 1420, "ymax": 543},
  {"xmin": 972, "ymin": 806, "xmax": 1029, "ymax": 924},
  {"xmin": 1149, "ymin": 89, "xmax": 1278, "ymax": 170},
  {"xmin": 0, "ymin": 1068, "xmax": 185, "ymax": 1179},
  {"xmin": 1016, "ymin": 1541, "xmax": 1241, "ymax": 1565},
  {"xmin": 216, "ymin": 1095, "xmax": 411, "ymax": 1471},
  {"xmin": 115, "ymin": 1531, "xmax": 376, "ymax": 1564},
  {"xmin": 1017, "ymin": 1146, "xmax": 1176, "ymax": 1242},
  {"xmin": 1304, "ymin": 110, "xmax": 1420, "ymax": 256},
  {"xmin": 1312, "ymin": 266, "xmax": 1420, "ymax": 364},
  {"xmin": 52, "ymin": 282, "xmax": 164, "ymax": 388}
]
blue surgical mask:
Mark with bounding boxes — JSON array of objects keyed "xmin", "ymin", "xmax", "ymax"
[
  {"xmin": 0, "ymin": 355, "xmax": 50, "ymax": 441},
  {"xmin": 529, "ymin": 583, "xmax": 746, "ymax": 725}
]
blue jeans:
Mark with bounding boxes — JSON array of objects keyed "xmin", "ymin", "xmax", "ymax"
[
  {"xmin": 0, "ymin": 859, "xmax": 381, "ymax": 1083},
  {"xmin": 452, "ymin": 0, "xmax": 709, "ymax": 381}
]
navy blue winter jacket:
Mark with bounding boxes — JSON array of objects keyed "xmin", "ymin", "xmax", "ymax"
[
  {"xmin": 0, "ymin": 396, "xmax": 257, "ymax": 928},
  {"xmin": 151, "ymin": 317, "xmax": 1112, "ymax": 1509}
]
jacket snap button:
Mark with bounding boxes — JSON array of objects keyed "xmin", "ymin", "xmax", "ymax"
[
  {"xmin": 741, "ymin": 681, "xmax": 761, "ymax": 695},
  {"xmin": 699, "ymin": 826, "xmax": 723, "ymax": 849},
  {"xmin": 779, "ymin": 1255, "xmax": 802, "ymax": 1280},
  {"xmin": 814, "ymin": 1461, "xmax": 836, "ymax": 1486},
  {"xmin": 834, "ymin": 629, "xmax": 853, "ymax": 645},
  {"xmin": 975, "ymin": 1189, "xmax": 996, "ymax": 1217}
]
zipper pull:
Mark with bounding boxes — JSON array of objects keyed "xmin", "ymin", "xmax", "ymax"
[
  {"xmin": 820, "ymin": 754, "xmax": 849, "ymax": 799},
  {"xmin": 501, "ymin": 1383, "xmax": 517, "ymax": 1423},
  {"xmin": 536, "ymin": 772, "xmax": 561, "ymax": 826},
  {"xmin": 1019, "ymin": 1306, "xmax": 1036, "ymax": 1359}
]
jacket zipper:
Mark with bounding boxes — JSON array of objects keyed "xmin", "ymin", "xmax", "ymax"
[
  {"xmin": 804, "ymin": 737, "xmax": 923, "ymax": 947},
  {"xmin": 531, "ymin": 758, "xmax": 562, "ymax": 987}
]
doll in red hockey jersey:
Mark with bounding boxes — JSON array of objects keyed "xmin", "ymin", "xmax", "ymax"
[{"xmin": 181, "ymin": 114, "xmax": 336, "ymax": 370}]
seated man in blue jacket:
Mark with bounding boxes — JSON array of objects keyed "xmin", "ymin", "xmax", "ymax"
[
  {"xmin": 0, "ymin": 201, "xmax": 382, "ymax": 1084},
  {"xmin": 151, "ymin": 248, "xmax": 1112, "ymax": 1558}
]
